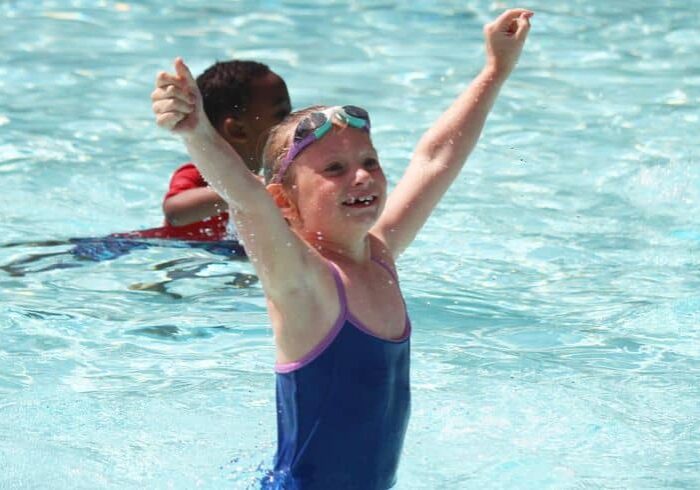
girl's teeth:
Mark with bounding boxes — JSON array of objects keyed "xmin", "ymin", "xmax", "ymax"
[{"xmin": 346, "ymin": 196, "xmax": 374, "ymax": 204}]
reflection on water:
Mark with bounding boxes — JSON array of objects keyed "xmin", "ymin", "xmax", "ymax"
[{"xmin": 128, "ymin": 257, "xmax": 257, "ymax": 300}]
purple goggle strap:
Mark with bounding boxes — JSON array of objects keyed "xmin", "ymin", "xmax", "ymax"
[{"xmin": 272, "ymin": 131, "xmax": 318, "ymax": 184}]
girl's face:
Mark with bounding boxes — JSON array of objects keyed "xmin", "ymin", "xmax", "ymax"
[{"xmin": 287, "ymin": 127, "xmax": 387, "ymax": 242}]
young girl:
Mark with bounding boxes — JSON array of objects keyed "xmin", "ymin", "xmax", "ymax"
[{"xmin": 152, "ymin": 8, "xmax": 532, "ymax": 489}]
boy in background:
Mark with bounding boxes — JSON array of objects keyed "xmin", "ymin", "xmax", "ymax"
[{"xmin": 152, "ymin": 60, "xmax": 291, "ymax": 241}]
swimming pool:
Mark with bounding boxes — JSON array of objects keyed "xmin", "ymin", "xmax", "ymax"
[{"xmin": 2, "ymin": 0, "xmax": 699, "ymax": 487}]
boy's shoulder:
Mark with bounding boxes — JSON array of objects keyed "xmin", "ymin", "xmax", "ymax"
[
  {"xmin": 164, "ymin": 162, "xmax": 207, "ymax": 200},
  {"xmin": 170, "ymin": 162, "xmax": 201, "ymax": 178}
]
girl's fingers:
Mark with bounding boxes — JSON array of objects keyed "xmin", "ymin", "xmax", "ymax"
[
  {"xmin": 152, "ymin": 59, "xmax": 199, "ymax": 133},
  {"xmin": 152, "ymin": 98, "xmax": 194, "ymax": 117},
  {"xmin": 150, "ymin": 84, "xmax": 195, "ymax": 105},
  {"xmin": 515, "ymin": 13, "xmax": 532, "ymax": 40},
  {"xmin": 155, "ymin": 70, "xmax": 184, "ymax": 89},
  {"xmin": 156, "ymin": 112, "xmax": 185, "ymax": 130},
  {"xmin": 493, "ymin": 8, "xmax": 533, "ymax": 29},
  {"xmin": 174, "ymin": 58, "xmax": 198, "ymax": 90}
]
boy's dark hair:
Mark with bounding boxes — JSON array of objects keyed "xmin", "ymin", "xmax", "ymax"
[{"xmin": 196, "ymin": 60, "xmax": 272, "ymax": 128}]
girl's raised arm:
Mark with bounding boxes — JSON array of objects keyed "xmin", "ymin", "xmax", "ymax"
[
  {"xmin": 372, "ymin": 9, "xmax": 533, "ymax": 258},
  {"xmin": 152, "ymin": 59, "xmax": 323, "ymax": 302}
]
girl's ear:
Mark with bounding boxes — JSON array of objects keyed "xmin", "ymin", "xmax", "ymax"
[{"xmin": 266, "ymin": 183, "xmax": 299, "ymax": 224}]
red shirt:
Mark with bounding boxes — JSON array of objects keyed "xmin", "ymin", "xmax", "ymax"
[
  {"xmin": 112, "ymin": 164, "xmax": 227, "ymax": 241},
  {"xmin": 109, "ymin": 164, "xmax": 230, "ymax": 242},
  {"xmin": 156, "ymin": 163, "xmax": 229, "ymax": 241}
]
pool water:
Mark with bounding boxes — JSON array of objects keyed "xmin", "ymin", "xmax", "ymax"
[{"xmin": 2, "ymin": 0, "xmax": 700, "ymax": 488}]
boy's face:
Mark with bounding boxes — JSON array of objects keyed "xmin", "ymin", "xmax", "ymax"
[{"xmin": 227, "ymin": 73, "xmax": 291, "ymax": 173}]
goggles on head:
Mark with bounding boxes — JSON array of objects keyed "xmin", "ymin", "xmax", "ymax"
[{"xmin": 271, "ymin": 105, "xmax": 371, "ymax": 184}]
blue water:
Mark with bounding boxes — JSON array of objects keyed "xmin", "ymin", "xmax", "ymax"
[{"xmin": 2, "ymin": 0, "xmax": 700, "ymax": 488}]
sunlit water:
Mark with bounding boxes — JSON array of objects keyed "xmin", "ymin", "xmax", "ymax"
[{"xmin": 1, "ymin": 0, "xmax": 700, "ymax": 488}]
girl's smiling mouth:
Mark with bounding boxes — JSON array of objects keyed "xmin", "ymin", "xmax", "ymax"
[{"xmin": 342, "ymin": 194, "xmax": 378, "ymax": 207}]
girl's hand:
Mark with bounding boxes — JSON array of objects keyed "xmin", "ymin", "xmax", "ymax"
[
  {"xmin": 484, "ymin": 9, "xmax": 533, "ymax": 79},
  {"xmin": 151, "ymin": 58, "xmax": 212, "ymax": 136}
]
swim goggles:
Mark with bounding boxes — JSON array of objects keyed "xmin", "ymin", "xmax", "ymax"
[{"xmin": 272, "ymin": 105, "xmax": 371, "ymax": 184}]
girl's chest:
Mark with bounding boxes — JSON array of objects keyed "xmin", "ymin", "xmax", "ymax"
[{"xmin": 342, "ymin": 266, "xmax": 407, "ymax": 340}]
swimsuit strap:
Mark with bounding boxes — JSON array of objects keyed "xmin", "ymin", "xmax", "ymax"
[
  {"xmin": 326, "ymin": 260, "xmax": 349, "ymax": 320},
  {"xmin": 327, "ymin": 256, "xmax": 411, "ymax": 342},
  {"xmin": 275, "ymin": 263, "xmax": 348, "ymax": 373},
  {"xmin": 371, "ymin": 256, "xmax": 399, "ymax": 282},
  {"xmin": 328, "ymin": 256, "xmax": 398, "ymax": 288},
  {"xmin": 329, "ymin": 256, "xmax": 403, "ymax": 307},
  {"xmin": 371, "ymin": 257, "xmax": 410, "ymax": 316}
]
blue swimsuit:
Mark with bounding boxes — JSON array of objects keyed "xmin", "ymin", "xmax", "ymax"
[{"xmin": 264, "ymin": 259, "xmax": 411, "ymax": 490}]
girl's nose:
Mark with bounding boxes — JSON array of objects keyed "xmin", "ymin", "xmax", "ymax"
[{"xmin": 353, "ymin": 167, "xmax": 372, "ymax": 186}]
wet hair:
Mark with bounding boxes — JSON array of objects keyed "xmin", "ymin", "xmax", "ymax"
[
  {"xmin": 196, "ymin": 60, "xmax": 273, "ymax": 128},
  {"xmin": 262, "ymin": 105, "xmax": 330, "ymax": 186}
]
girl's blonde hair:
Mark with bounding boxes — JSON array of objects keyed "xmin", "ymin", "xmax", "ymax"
[{"xmin": 262, "ymin": 105, "xmax": 330, "ymax": 186}]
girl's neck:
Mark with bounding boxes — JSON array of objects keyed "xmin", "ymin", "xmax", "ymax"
[{"xmin": 302, "ymin": 231, "xmax": 372, "ymax": 264}]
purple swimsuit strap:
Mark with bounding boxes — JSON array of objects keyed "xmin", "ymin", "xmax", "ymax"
[
  {"xmin": 370, "ymin": 256, "xmax": 399, "ymax": 282},
  {"xmin": 275, "ymin": 261, "xmax": 348, "ymax": 374},
  {"xmin": 275, "ymin": 257, "xmax": 407, "ymax": 373},
  {"xmin": 329, "ymin": 257, "xmax": 410, "ymax": 341},
  {"xmin": 326, "ymin": 260, "xmax": 350, "ymax": 316}
]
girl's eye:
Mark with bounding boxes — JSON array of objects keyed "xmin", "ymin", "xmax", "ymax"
[
  {"xmin": 325, "ymin": 162, "xmax": 344, "ymax": 173},
  {"xmin": 364, "ymin": 158, "xmax": 379, "ymax": 170}
]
